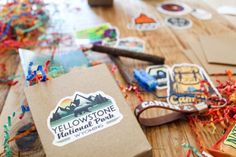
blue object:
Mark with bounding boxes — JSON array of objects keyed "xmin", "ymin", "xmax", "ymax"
[
  {"xmin": 21, "ymin": 104, "xmax": 30, "ymax": 113},
  {"xmin": 133, "ymin": 69, "xmax": 158, "ymax": 92},
  {"xmin": 26, "ymin": 62, "xmax": 47, "ymax": 82},
  {"xmin": 26, "ymin": 62, "xmax": 36, "ymax": 81}
]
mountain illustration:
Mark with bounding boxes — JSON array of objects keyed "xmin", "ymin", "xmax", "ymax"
[
  {"xmin": 135, "ymin": 13, "xmax": 156, "ymax": 24},
  {"xmin": 50, "ymin": 93, "xmax": 110, "ymax": 123}
]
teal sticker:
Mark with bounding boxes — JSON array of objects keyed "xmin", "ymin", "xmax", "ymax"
[{"xmin": 19, "ymin": 49, "xmax": 89, "ymax": 77}]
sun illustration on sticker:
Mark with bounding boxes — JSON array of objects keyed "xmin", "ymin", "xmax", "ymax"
[{"xmin": 59, "ymin": 98, "xmax": 72, "ymax": 108}]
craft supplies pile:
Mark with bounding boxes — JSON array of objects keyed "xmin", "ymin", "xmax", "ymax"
[
  {"xmin": 0, "ymin": 0, "xmax": 48, "ymax": 53},
  {"xmin": 0, "ymin": 0, "xmax": 235, "ymax": 157}
]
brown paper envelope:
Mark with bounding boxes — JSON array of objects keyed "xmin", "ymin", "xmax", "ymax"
[
  {"xmin": 187, "ymin": 38, "xmax": 236, "ymax": 75},
  {"xmin": 200, "ymin": 35, "xmax": 236, "ymax": 66},
  {"xmin": 25, "ymin": 64, "xmax": 152, "ymax": 157}
]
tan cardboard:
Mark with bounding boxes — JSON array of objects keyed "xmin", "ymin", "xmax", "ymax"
[
  {"xmin": 25, "ymin": 64, "xmax": 152, "ymax": 157},
  {"xmin": 200, "ymin": 35, "xmax": 236, "ymax": 66},
  {"xmin": 186, "ymin": 38, "xmax": 236, "ymax": 75}
]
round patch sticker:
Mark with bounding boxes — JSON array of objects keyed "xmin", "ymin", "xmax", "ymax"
[
  {"xmin": 191, "ymin": 8, "xmax": 212, "ymax": 20},
  {"xmin": 165, "ymin": 17, "xmax": 192, "ymax": 29},
  {"xmin": 157, "ymin": 1, "xmax": 192, "ymax": 16}
]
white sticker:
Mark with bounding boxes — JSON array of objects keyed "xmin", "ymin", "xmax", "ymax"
[
  {"xmin": 191, "ymin": 8, "xmax": 212, "ymax": 20},
  {"xmin": 127, "ymin": 13, "xmax": 161, "ymax": 31},
  {"xmin": 165, "ymin": 16, "xmax": 192, "ymax": 29},
  {"xmin": 217, "ymin": 6, "xmax": 236, "ymax": 16},
  {"xmin": 146, "ymin": 65, "xmax": 169, "ymax": 89},
  {"xmin": 47, "ymin": 91, "xmax": 123, "ymax": 146},
  {"xmin": 115, "ymin": 37, "xmax": 145, "ymax": 53}
]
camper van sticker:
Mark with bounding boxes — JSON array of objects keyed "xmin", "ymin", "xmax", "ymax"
[{"xmin": 47, "ymin": 91, "xmax": 123, "ymax": 147}]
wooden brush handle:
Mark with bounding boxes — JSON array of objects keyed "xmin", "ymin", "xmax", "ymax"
[
  {"xmin": 91, "ymin": 44, "xmax": 165, "ymax": 64},
  {"xmin": 109, "ymin": 55, "xmax": 134, "ymax": 85}
]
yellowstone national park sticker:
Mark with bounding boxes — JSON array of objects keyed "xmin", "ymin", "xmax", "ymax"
[{"xmin": 47, "ymin": 91, "xmax": 123, "ymax": 147}]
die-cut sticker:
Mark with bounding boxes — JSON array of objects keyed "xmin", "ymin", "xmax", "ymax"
[
  {"xmin": 165, "ymin": 16, "xmax": 192, "ymax": 29},
  {"xmin": 128, "ymin": 13, "xmax": 161, "ymax": 31},
  {"xmin": 47, "ymin": 91, "xmax": 123, "ymax": 146},
  {"xmin": 146, "ymin": 65, "xmax": 169, "ymax": 89},
  {"xmin": 167, "ymin": 64, "xmax": 220, "ymax": 107},
  {"xmin": 115, "ymin": 37, "xmax": 145, "ymax": 53}
]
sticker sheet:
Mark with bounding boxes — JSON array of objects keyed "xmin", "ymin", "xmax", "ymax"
[
  {"xmin": 115, "ymin": 37, "xmax": 145, "ymax": 53},
  {"xmin": 127, "ymin": 13, "xmax": 161, "ymax": 31},
  {"xmin": 167, "ymin": 64, "xmax": 220, "ymax": 106}
]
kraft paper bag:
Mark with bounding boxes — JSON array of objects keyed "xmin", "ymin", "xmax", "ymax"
[{"xmin": 25, "ymin": 64, "xmax": 152, "ymax": 157}]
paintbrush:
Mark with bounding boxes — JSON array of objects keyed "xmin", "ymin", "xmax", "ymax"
[{"xmin": 84, "ymin": 44, "xmax": 165, "ymax": 64}]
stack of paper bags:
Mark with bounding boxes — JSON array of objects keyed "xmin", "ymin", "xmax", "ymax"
[{"xmin": 183, "ymin": 34, "xmax": 236, "ymax": 75}]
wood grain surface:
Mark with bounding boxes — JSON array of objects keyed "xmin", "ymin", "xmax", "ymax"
[{"xmin": 0, "ymin": 0, "xmax": 235, "ymax": 156}]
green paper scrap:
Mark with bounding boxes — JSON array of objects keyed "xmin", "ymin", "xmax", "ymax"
[
  {"xmin": 12, "ymin": 112, "xmax": 16, "ymax": 118},
  {"xmin": 3, "ymin": 137, "xmax": 8, "ymax": 146},
  {"xmin": 4, "ymin": 144, "xmax": 12, "ymax": 157},
  {"xmin": 3, "ymin": 125, "xmax": 9, "ymax": 132},
  {"xmin": 7, "ymin": 116, "xmax": 11, "ymax": 127},
  {"xmin": 2, "ymin": 112, "xmax": 17, "ymax": 157}
]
